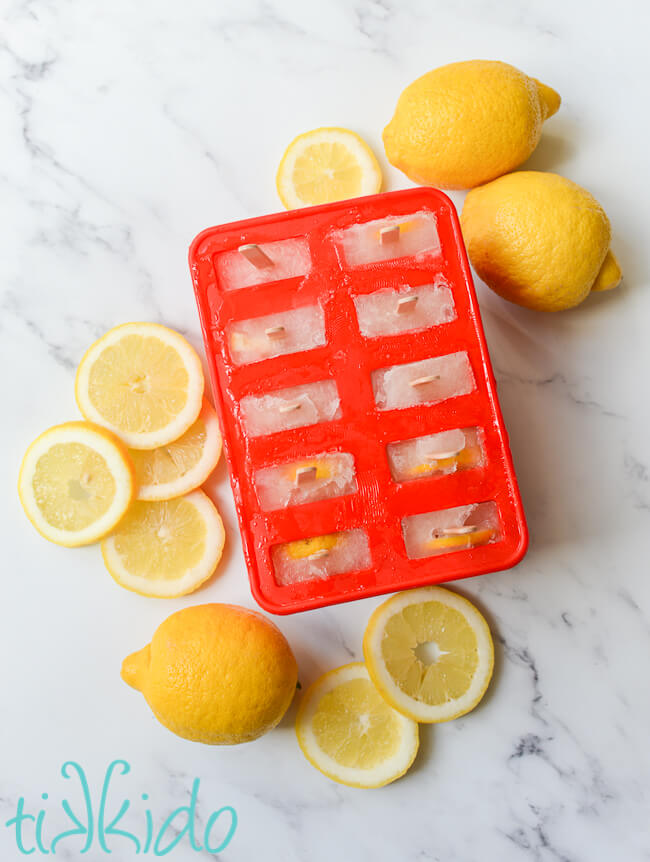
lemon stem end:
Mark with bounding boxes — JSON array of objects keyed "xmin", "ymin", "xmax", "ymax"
[
  {"xmin": 592, "ymin": 249, "xmax": 622, "ymax": 293},
  {"xmin": 535, "ymin": 80, "xmax": 561, "ymax": 119},
  {"xmin": 121, "ymin": 644, "xmax": 151, "ymax": 691}
]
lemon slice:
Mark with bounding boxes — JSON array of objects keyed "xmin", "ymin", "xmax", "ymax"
[
  {"xmin": 101, "ymin": 490, "xmax": 225, "ymax": 597},
  {"xmin": 284, "ymin": 533, "xmax": 341, "ymax": 560},
  {"xmin": 128, "ymin": 399, "xmax": 222, "ymax": 501},
  {"xmin": 426, "ymin": 528, "xmax": 494, "ymax": 553},
  {"xmin": 277, "ymin": 127, "xmax": 382, "ymax": 209},
  {"xmin": 363, "ymin": 587, "xmax": 494, "ymax": 723},
  {"xmin": 295, "ymin": 663, "xmax": 418, "ymax": 788},
  {"xmin": 75, "ymin": 322, "xmax": 204, "ymax": 450},
  {"xmin": 18, "ymin": 422, "xmax": 135, "ymax": 547}
]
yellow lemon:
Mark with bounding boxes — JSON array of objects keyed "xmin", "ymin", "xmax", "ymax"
[
  {"xmin": 101, "ymin": 490, "xmax": 225, "ymax": 597},
  {"xmin": 383, "ymin": 60, "xmax": 560, "ymax": 189},
  {"xmin": 121, "ymin": 604, "xmax": 298, "ymax": 744},
  {"xmin": 295, "ymin": 663, "xmax": 419, "ymax": 788},
  {"xmin": 277, "ymin": 127, "xmax": 382, "ymax": 209},
  {"xmin": 128, "ymin": 399, "xmax": 222, "ymax": 501},
  {"xmin": 18, "ymin": 421, "xmax": 135, "ymax": 547},
  {"xmin": 461, "ymin": 171, "xmax": 622, "ymax": 311},
  {"xmin": 363, "ymin": 587, "xmax": 494, "ymax": 723},
  {"xmin": 75, "ymin": 322, "xmax": 204, "ymax": 450}
]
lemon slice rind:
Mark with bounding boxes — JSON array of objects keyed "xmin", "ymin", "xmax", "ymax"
[
  {"xmin": 18, "ymin": 421, "xmax": 135, "ymax": 547},
  {"xmin": 295, "ymin": 662, "xmax": 419, "ymax": 788},
  {"xmin": 363, "ymin": 587, "xmax": 494, "ymax": 723}
]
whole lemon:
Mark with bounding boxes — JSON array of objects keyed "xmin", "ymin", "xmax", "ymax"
[
  {"xmin": 461, "ymin": 171, "xmax": 622, "ymax": 311},
  {"xmin": 121, "ymin": 603, "xmax": 298, "ymax": 744},
  {"xmin": 383, "ymin": 60, "xmax": 560, "ymax": 189}
]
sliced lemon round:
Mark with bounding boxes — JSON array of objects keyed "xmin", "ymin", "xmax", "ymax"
[
  {"xmin": 101, "ymin": 490, "xmax": 225, "ymax": 597},
  {"xmin": 128, "ymin": 399, "xmax": 222, "ymax": 501},
  {"xmin": 75, "ymin": 322, "xmax": 204, "ymax": 450},
  {"xmin": 277, "ymin": 127, "xmax": 382, "ymax": 210},
  {"xmin": 295, "ymin": 663, "xmax": 418, "ymax": 788},
  {"xmin": 363, "ymin": 587, "xmax": 494, "ymax": 723},
  {"xmin": 18, "ymin": 421, "xmax": 135, "ymax": 547}
]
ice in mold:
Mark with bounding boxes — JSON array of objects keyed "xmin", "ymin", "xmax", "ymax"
[
  {"xmin": 271, "ymin": 529, "xmax": 372, "ymax": 586},
  {"xmin": 228, "ymin": 304, "xmax": 326, "ymax": 365},
  {"xmin": 333, "ymin": 210, "xmax": 440, "ymax": 267},
  {"xmin": 217, "ymin": 237, "xmax": 311, "ymax": 291},
  {"xmin": 353, "ymin": 280, "xmax": 455, "ymax": 338},
  {"xmin": 254, "ymin": 452, "xmax": 357, "ymax": 511},
  {"xmin": 240, "ymin": 380, "xmax": 341, "ymax": 437},
  {"xmin": 402, "ymin": 502, "xmax": 500, "ymax": 559},
  {"xmin": 387, "ymin": 427, "xmax": 484, "ymax": 483},
  {"xmin": 372, "ymin": 351, "xmax": 475, "ymax": 411}
]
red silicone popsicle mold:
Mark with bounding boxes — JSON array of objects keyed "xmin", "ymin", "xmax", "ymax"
[{"xmin": 189, "ymin": 187, "xmax": 528, "ymax": 614}]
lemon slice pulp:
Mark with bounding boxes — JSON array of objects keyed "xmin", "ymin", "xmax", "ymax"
[
  {"xmin": 18, "ymin": 421, "xmax": 134, "ymax": 546},
  {"xmin": 363, "ymin": 587, "xmax": 494, "ymax": 723},
  {"xmin": 277, "ymin": 128, "xmax": 382, "ymax": 209},
  {"xmin": 128, "ymin": 399, "xmax": 222, "ymax": 501},
  {"xmin": 101, "ymin": 489, "xmax": 225, "ymax": 597},
  {"xmin": 75, "ymin": 322, "xmax": 204, "ymax": 450},
  {"xmin": 295, "ymin": 663, "xmax": 418, "ymax": 788}
]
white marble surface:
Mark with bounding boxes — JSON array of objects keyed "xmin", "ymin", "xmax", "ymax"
[{"xmin": 2, "ymin": 1, "xmax": 649, "ymax": 859}]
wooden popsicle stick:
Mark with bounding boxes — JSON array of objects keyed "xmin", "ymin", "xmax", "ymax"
[
  {"xmin": 278, "ymin": 400, "xmax": 302, "ymax": 413},
  {"xmin": 295, "ymin": 465, "xmax": 318, "ymax": 485},
  {"xmin": 238, "ymin": 243, "xmax": 274, "ymax": 269},
  {"xmin": 307, "ymin": 548, "xmax": 330, "ymax": 560},
  {"xmin": 425, "ymin": 448, "xmax": 463, "ymax": 461},
  {"xmin": 441, "ymin": 525, "xmax": 477, "ymax": 536},
  {"xmin": 396, "ymin": 295, "xmax": 418, "ymax": 314},
  {"xmin": 409, "ymin": 374, "xmax": 441, "ymax": 388},
  {"xmin": 379, "ymin": 224, "xmax": 401, "ymax": 245},
  {"xmin": 265, "ymin": 325, "xmax": 286, "ymax": 340}
]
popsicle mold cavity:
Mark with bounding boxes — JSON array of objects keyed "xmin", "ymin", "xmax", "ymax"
[
  {"xmin": 402, "ymin": 502, "xmax": 500, "ymax": 559},
  {"xmin": 217, "ymin": 237, "xmax": 311, "ymax": 291},
  {"xmin": 353, "ymin": 280, "xmax": 456, "ymax": 338},
  {"xmin": 372, "ymin": 351, "xmax": 475, "ymax": 411},
  {"xmin": 387, "ymin": 427, "xmax": 484, "ymax": 482},
  {"xmin": 228, "ymin": 304, "xmax": 326, "ymax": 365},
  {"xmin": 254, "ymin": 452, "xmax": 357, "ymax": 511},
  {"xmin": 239, "ymin": 380, "xmax": 341, "ymax": 437},
  {"xmin": 333, "ymin": 210, "xmax": 440, "ymax": 267},
  {"xmin": 272, "ymin": 529, "xmax": 372, "ymax": 586}
]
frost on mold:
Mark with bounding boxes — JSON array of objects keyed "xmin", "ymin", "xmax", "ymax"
[
  {"xmin": 372, "ymin": 351, "xmax": 475, "ymax": 411},
  {"xmin": 228, "ymin": 304, "xmax": 326, "ymax": 365},
  {"xmin": 254, "ymin": 452, "xmax": 357, "ymax": 511},
  {"xmin": 402, "ymin": 502, "xmax": 500, "ymax": 559},
  {"xmin": 333, "ymin": 210, "xmax": 440, "ymax": 267},
  {"xmin": 353, "ymin": 280, "xmax": 455, "ymax": 338},
  {"xmin": 217, "ymin": 237, "xmax": 311, "ymax": 291},
  {"xmin": 387, "ymin": 427, "xmax": 484, "ymax": 482},
  {"xmin": 239, "ymin": 380, "xmax": 341, "ymax": 437},
  {"xmin": 272, "ymin": 529, "xmax": 372, "ymax": 586}
]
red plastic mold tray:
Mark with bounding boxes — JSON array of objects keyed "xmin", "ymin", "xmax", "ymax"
[{"xmin": 189, "ymin": 187, "xmax": 528, "ymax": 614}]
